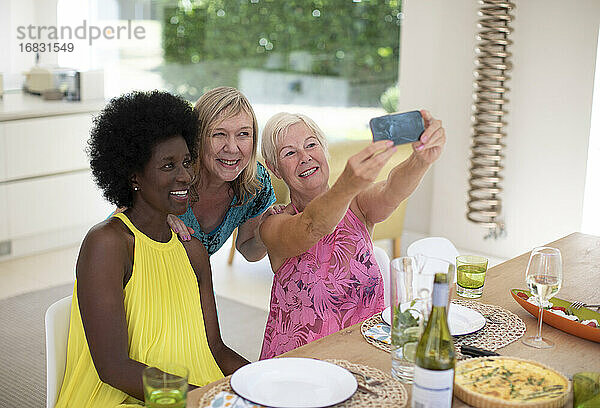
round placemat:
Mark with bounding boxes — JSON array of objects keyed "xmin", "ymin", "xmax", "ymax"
[
  {"xmin": 196, "ymin": 359, "xmax": 408, "ymax": 408},
  {"xmin": 451, "ymin": 299, "xmax": 526, "ymax": 352},
  {"xmin": 360, "ymin": 313, "xmax": 392, "ymax": 353},
  {"xmin": 359, "ymin": 313, "xmax": 464, "ymax": 358},
  {"xmin": 195, "ymin": 376, "xmax": 230, "ymax": 408},
  {"xmin": 360, "ymin": 299, "xmax": 526, "ymax": 359},
  {"xmin": 323, "ymin": 359, "xmax": 407, "ymax": 407}
]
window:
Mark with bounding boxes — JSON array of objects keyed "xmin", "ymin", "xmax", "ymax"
[{"xmin": 57, "ymin": 0, "xmax": 402, "ymax": 140}]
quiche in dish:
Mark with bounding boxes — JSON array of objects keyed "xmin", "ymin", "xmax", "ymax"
[{"xmin": 454, "ymin": 356, "xmax": 570, "ymax": 408}]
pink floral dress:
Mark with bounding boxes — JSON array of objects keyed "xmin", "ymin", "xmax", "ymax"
[{"xmin": 260, "ymin": 206, "xmax": 385, "ymax": 359}]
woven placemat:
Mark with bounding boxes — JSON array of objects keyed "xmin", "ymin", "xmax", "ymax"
[
  {"xmin": 360, "ymin": 313, "xmax": 392, "ymax": 353},
  {"xmin": 451, "ymin": 299, "xmax": 526, "ymax": 352},
  {"xmin": 196, "ymin": 359, "xmax": 407, "ymax": 408},
  {"xmin": 360, "ymin": 299, "xmax": 526, "ymax": 359}
]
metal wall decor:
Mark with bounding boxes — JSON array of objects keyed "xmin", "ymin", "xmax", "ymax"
[{"xmin": 468, "ymin": 0, "xmax": 515, "ymax": 239}]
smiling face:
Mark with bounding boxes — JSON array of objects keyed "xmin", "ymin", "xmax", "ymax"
[
  {"xmin": 274, "ymin": 121, "xmax": 330, "ymax": 197},
  {"xmin": 201, "ymin": 110, "xmax": 254, "ymax": 183},
  {"xmin": 132, "ymin": 135, "xmax": 193, "ymax": 216}
]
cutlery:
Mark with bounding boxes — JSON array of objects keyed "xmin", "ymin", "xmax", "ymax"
[
  {"xmin": 356, "ymin": 384, "xmax": 379, "ymax": 397},
  {"xmin": 460, "ymin": 345, "xmax": 500, "ymax": 357},
  {"xmin": 483, "ymin": 313, "xmax": 503, "ymax": 324},
  {"xmin": 568, "ymin": 301, "xmax": 600, "ymax": 310},
  {"xmin": 348, "ymin": 370, "xmax": 383, "ymax": 387}
]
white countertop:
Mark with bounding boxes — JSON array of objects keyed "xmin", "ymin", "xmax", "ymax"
[{"xmin": 0, "ymin": 91, "xmax": 105, "ymax": 122}]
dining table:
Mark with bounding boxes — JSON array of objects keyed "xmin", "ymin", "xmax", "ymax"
[{"xmin": 189, "ymin": 232, "xmax": 600, "ymax": 407}]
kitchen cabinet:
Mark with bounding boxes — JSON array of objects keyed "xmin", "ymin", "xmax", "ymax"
[
  {"xmin": 0, "ymin": 185, "xmax": 7, "ymax": 242},
  {"xmin": 0, "ymin": 92, "xmax": 110, "ymax": 260},
  {"xmin": 2, "ymin": 113, "xmax": 91, "ymax": 180}
]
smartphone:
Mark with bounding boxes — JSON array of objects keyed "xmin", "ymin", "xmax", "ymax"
[{"xmin": 369, "ymin": 110, "xmax": 425, "ymax": 145}]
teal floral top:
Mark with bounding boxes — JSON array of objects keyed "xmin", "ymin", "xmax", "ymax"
[{"xmin": 179, "ymin": 162, "xmax": 276, "ymax": 256}]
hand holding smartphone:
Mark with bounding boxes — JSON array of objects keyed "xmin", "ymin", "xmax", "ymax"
[{"xmin": 369, "ymin": 110, "xmax": 425, "ymax": 145}]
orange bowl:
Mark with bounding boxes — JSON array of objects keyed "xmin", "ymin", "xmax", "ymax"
[{"xmin": 510, "ymin": 289, "xmax": 600, "ymax": 343}]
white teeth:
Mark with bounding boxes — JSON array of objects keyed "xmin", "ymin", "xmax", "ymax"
[
  {"xmin": 299, "ymin": 168, "xmax": 317, "ymax": 177},
  {"xmin": 218, "ymin": 159, "xmax": 238, "ymax": 166},
  {"xmin": 170, "ymin": 190, "xmax": 188, "ymax": 196}
]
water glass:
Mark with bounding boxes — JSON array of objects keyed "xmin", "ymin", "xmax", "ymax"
[
  {"xmin": 390, "ymin": 255, "xmax": 454, "ymax": 382},
  {"xmin": 390, "ymin": 256, "xmax": 433, "ymax": 383},
  {"xmin": 143, "ymin": 363, "xmax": 188, "ymax": 408},
  {"xmin": 456, "ymin": 255, "xmax": 489, "ymax": 298}
]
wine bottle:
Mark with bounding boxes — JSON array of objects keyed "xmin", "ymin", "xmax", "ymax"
[{"xmin": 411, "ymin": 272, "xmax": 456, "ymax": 408}]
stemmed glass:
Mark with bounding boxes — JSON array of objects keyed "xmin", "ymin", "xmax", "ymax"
[{"xmin": 522, "ymin": 247, "xmax": 563, "ymax": 349}]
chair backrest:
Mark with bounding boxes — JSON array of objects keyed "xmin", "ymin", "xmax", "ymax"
[
  {"xmin": 45, "ymin": 295, "xmax": 72, "ymax": 408},
  {"xmin": 406, "ymin": 237, "xmax": 459, "ymax": 281},
  {"xmin": 373, "ymin": 246, "xmax": 391, "ymax": 307}
]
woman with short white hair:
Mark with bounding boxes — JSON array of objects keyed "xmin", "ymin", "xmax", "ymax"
[{"xmin": 258, "ymin": 111, "xmax": 446, "ymax": 359}]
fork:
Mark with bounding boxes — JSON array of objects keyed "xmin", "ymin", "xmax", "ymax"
[
  {"xmin": 348, "ymin": 370, "xmax": 383, "ymax": 387},
  {"xmin": 569, "ymin": 301, "xmax": 600, "ymax": 310},
  {"xmin": 356, "ymin": 384, "xmax": 379, "ymax": 397},
  {"xmin": 483, "ymin": 313, "xmax": 503, "ymax": 324}
]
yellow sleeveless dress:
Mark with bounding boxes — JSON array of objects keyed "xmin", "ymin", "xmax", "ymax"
[{"xmin": 55, "ymin": 213, "xmax": 224, "ymax": 408}]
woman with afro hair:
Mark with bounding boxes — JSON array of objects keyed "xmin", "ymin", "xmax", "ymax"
[{"xmin": 55, "ymin": 91, "xmax": 248, "ymax": 407}]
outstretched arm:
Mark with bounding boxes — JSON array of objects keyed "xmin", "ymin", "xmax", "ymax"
[
  {"xmin": 260, "ymin": 140, "xmax": 396, "ymax": 261},
  {"xmin": 356, "ymin": 110, "xmax": 446, "ymax": 225}
]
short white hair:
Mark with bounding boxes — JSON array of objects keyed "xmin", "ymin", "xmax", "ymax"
[{"xmin": 261, "ymin": 112, "xmax": 329, "ymax": 168}]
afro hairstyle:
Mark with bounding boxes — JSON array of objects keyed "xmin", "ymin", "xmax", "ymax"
[{"xmin": 88, "ymin": 90, "xmax": 198, "ymax": 208}]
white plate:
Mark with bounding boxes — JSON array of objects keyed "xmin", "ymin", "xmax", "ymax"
[
  {"xmin": 230, "ymin": 358, "xmax": 357, "ymax": 408},
  {"xmin": 381, "ymin": 303, "xmax": 486, "ymax": 336}
]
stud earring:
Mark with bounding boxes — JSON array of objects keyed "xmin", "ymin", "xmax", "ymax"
[{"xmin": 133, "ymin": 186, "xmax": 140, "ymax": 191}]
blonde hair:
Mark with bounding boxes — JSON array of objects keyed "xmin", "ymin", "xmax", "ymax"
[
  {"xmin": 261, "ymin": 112, "xmax": 329, "ymax": 169},
  {"xmin": 192, "ymin": 87, "xmax": 260, "ymax": 205}
]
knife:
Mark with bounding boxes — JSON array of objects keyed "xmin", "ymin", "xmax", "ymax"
[{"xmin": 460, "ymin": 345, "xmax": 500, "ymax": 357}]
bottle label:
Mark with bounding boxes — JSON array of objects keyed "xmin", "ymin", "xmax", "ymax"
[
  {"xmin": 411, "ymin": 366, "xmax": 454, "ymax": 408},
  {"xmin": 432, "ymin": 282, "xmax": 449, "ymax": 307}
]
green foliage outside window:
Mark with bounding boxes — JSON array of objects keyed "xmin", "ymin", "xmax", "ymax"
[
  {"xmin": 380, "ymin": 83, "xmax": 399, "ymax": 113},
  {"xmin": 160, "ymin": 0, "xmax": 401, "ymax": 105}
]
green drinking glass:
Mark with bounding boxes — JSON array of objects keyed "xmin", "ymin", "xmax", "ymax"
[
  {"xmin": 574, "ymin": 372, "xmax": 600, "ymax": 408},
  {"xmin": 456, "ymin": 255, "xmax": 488, "ymax": 298},
  {"xmin": 143, "ymin": 363, "xmax": 188, "ymax": 408}
]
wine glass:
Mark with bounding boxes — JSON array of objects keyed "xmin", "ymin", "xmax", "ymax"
[{"xmin": 522, "ymin": 247, "xmax": 563, "ymax": 348}]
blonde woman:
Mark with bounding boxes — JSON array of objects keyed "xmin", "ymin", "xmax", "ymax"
[
  {"xmin": 258, "ymin": 111, "xmax": 446, "ymax": 358},
  {"xmin": 168, "ymin": 87, "xmax": 277, "ymax": 260}
]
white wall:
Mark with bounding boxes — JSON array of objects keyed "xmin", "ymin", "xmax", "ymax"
[
  {"xmin": 34, "ymin": 0, "xmax": 59, "ymax": 65},
  {"xmin": 1, "ymin": 0, "xmax": 34, "ymax": 89},
  {"xmin": 399, "ymin": 0, "xmax": 600, "ymax": 259},
  {"xmin": 0, "ymin": 0, "xmax": 58, "ymax": 89},
  {"xmin": 0, "ymin": 0, "xmax": 10, "ymax": 80}
]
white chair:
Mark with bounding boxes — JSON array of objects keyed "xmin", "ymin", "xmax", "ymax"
[
  {"xmin": 373, "ymin": 246, "xmax": 391, "ymax": 307},
  {"xmin": 45, "ymin": 295, "xmax": 72, "ymax": 408},
  {"xmin": 406, "ymin": 237, "xmax": 459, "ymax": 282}
]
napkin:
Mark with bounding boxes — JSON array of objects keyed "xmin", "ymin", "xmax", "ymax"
[
  {"xmin": 364, "ymin": 323, "xmax": 391, "ymax": 344},
  {"xmin": 574, "ymin": 372, "xmax": 600, "ymax": 408},
  {"xmin": 203, "ymin": 391, "xmax": 263, "ymax": 408}
]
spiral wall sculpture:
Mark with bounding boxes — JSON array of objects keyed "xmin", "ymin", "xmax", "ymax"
[{"xmin": 468, "ymin": 0, "xmax": 515, "ymax": 238}]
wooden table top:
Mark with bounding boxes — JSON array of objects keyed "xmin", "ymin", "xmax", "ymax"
[{"xmin": 189, "ymin": 232, "xmax": 600, "ymax": 407}]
